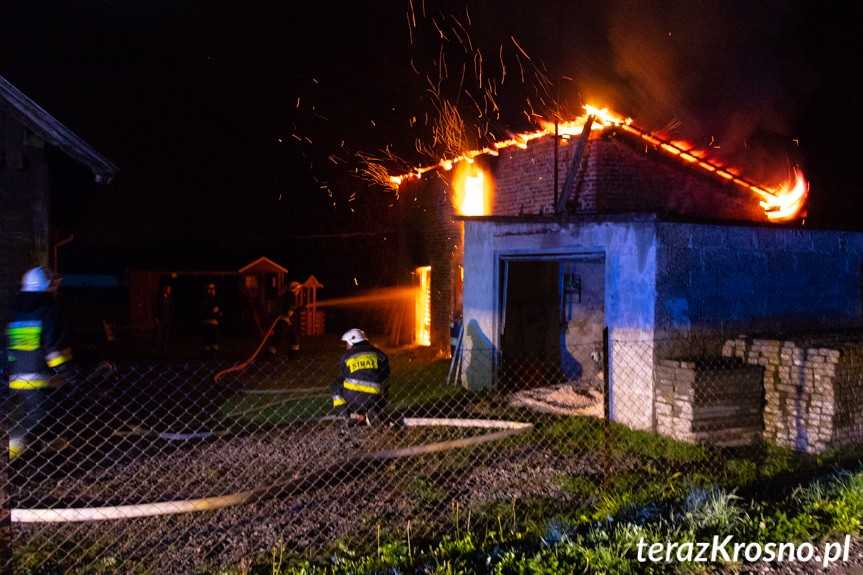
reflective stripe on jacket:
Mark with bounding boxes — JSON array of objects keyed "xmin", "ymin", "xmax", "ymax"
[
  {"xmin": 337, "ymin": 341, "xmax": 390, "ymax": 399},
  {"xmin": 7, "ymin": 294, "xmax": 72, "ymax": 389},
  {"xmin": 343, "ymin": 377, "xmax": 383, "ymax": 394}
]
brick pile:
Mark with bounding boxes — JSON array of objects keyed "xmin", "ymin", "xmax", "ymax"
[
  {"xmin": 655, "ymin": 357, "xmax": 764, "ymax": 447},
  {"xmin": 722, "ymin": 337, "xmax": 863, "ymax": 453}
]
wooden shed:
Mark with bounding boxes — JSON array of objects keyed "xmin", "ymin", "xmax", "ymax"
[
  {"xmin": 0, "ymin": 75, "xmax": 117, "ymax": 329},
  {"xmin": 238, "ymin": 257, "xmax": 289, "ymax": 334}
]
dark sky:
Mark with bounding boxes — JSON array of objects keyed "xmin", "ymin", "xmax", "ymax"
[{"xmin": 1, "ymin": 1, "xmax": 862, "ymax": 275}]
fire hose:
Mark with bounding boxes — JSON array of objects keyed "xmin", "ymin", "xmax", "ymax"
[
  {"xmin": 143, "ymin": 315, "xmax": 288, "ymax": 440},
  {"xmin": 213, "ymin": 314, "xmax": 285, "ymax": 384},
  {"xmin": 12, "ymin": 417, "xmax": 533, "ymax": 523},
  {"xmin": 11, "ymin": 321, "xmax": 535, "ymax": 522}
]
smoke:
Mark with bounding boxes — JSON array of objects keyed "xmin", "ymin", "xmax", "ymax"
[{"xmin": 601, "ymin": 0, "xmax": 817, "ymax": 181}]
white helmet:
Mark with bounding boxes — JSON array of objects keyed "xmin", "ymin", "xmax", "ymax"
[
  {"xmin": 21, "ymin": 267, "xmax": 55, "ymax": 292},
  {"xmin": 341, "ymin": 328, "xmax": 367, "ymax": 347}
]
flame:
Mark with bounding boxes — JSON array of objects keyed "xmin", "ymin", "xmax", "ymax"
[
  {"xmin": 452, "ymin": 162, "xmax": 492, "ymax": 216},
  {"xmin": 391, "ymin": 104, "xmax": 808, "ymax": 221},
  {"xmin": 615, "ymin": 122, "xmax": 808, "ymax": 221},
  {"xmin": 540, "ymin": 105, "xmax": 632, "ymax": 138},
  {"xmin": 415, "ymin": 266, "xmax": 431, "ymax": 346},
  {"xmin": 754, "ymin": 169, "xmax": 808, "ymax": 222},
  {"xmin": 462, "ymin": 173, "xmax": 485, "ymax": 215}
]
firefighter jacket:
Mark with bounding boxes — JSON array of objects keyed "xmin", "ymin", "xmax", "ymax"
[
  {"xmin": 7, "ymin": 292, "xmax": 73, "ymax": 390},
  {"xmin": 337, "ymin": 341, "xmax": 390, "ymax": 398}
]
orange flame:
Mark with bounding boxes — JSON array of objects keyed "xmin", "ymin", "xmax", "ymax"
[
  {"xmin": 753, "ymin": 169, "xmax": 808, "ymax": 222},
  {"xmin": 461, "ymin": 172, "xmax": 485, "ymax": 215},
  {"xmin": 415, "ymin": 266, "xmax": 431, "ymax": 346},
  {"xmin": 452, "ymin": 161, "xmax": 492, "ymax": 216},
  {"xmin": 391, "ymin": 105, "xmax": 808, "ymax": 221},
  {"xmin": 614, "ymin": 122, "xmax": 808, "ymax": 221}
]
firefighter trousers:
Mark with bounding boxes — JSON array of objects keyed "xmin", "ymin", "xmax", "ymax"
[{"xmin": 331, "ymin": 378, "xmax": 385, "ymax": 421}]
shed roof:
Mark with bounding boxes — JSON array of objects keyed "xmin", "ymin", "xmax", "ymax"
[
  {"xmin": 238, "ymin": 256, "xmax": 289, "ymax": 274},
  {"xmin": 0, "ymin": 75, "xmax": 118, "ymax": 183},
  {"xmin": 302, "ymin": 275, "xmax": 324, "ymax": 288}
]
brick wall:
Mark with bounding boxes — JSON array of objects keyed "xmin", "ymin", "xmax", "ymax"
[
  {"xmin": 490, "ymin": 137, "xmax": 575, "ymax": 216},
  {"xmin": 399, "ymin": 173, "xmax": 463, "ymax": 354},
  {"xmin": 488, "ymin": 130, "xmax": 768, "ymax": 222}
]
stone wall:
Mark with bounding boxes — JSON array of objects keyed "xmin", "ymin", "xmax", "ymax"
[{"xmin": 722, "ymin": 337, "xmax": 863, "ymax": 453}]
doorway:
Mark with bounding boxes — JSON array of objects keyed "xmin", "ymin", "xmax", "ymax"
[{"xmin": 499, "ymin": 254, "xmax": 605, "ymax": 391}]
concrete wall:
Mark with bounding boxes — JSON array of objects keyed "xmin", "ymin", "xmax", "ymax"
[
  {"xmin": 655, "ymin": 224, "xmax": 863, "ymax": 357},
  {"xmin": 462, "ymin": 217, "xmax": 863, "ymax": 437}
]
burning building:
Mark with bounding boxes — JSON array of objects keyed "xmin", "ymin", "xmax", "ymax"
[{"xmin": 395, "ymin": 108, "xmax": 863, "ymax": 451}]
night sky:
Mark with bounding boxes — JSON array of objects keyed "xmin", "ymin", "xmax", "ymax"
[{"xmin": 1, "ymin": 1, "xmax": 861, "ymax": 283}]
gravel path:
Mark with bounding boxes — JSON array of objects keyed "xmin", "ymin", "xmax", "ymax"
[{"xmin": 14, "ymin": 418, "xmax": 621, "ymax": 574}]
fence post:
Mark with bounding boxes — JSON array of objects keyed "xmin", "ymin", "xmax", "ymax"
[
  {"xmin": 0, "ymin": 464, "xmax": 9, "ymax": 575},
  {"xmin": 602, "ymin": 326, "xmax": 611, "ymax": 491},
  {"xmin": 0, "ymin": 383, "xmax": 11, "ymax": 575}
]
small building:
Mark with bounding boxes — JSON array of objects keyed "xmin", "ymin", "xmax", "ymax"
[
  {"xmin": 300, "ymin": 274, "xmax": 325, "ymax": 336},
  {"xmin": 0, "ymin": 75, "xmax": 117, "ymax": 328},
  {"xmin": 239, "ymin": 257, "xmax": 290, "ymax": 331},
  {"xmin": 127, "ymin": 258, "xmax": 314, "ymax": 338},
  {"xmin": 395, "ymin": 111, "xmax": 863, "ymax": 451}
]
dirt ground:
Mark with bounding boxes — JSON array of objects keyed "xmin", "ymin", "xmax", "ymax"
[{"xmin": 13, "ymin": 419, "xmax": 631, "ymax": 574}]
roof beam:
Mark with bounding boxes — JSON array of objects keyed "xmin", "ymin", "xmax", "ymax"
[{"xmin": 555, "ymin": 115, "xmax": 594, "ymax": 215}]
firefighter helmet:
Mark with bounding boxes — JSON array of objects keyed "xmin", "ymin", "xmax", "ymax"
[
  {"xmin": 21, "ymin": 267, "xmax": 55, "ymax": 292},
  {"xmin": 341, "ymin": 328, "xmax": 367, "ymax": 347},
  {"xmin": 288, "ymin": 281, "xmax": 302, "ymax": 294}
]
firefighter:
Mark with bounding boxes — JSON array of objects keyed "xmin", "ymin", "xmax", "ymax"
[
  {"xmin": 200, "ymin": 283, "xmax": 222, "ymax": 356},
  {"xmin": 331, "ymin": 328, "xmax": 390, "ymax": 427},
  {"xmin": 264, "ymin": 281, "xmax": 303, "ymax": 360},
  {"xmin": 6, "ymin": 266, "xmax": 75, "ymax": 458},
  {"xmin": 151, "ymin": 283, "xmax": 175, "ymax": 354}
]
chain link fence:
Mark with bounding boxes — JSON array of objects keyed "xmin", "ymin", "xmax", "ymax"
[{"xmin": 2, "ymin": 329, "xmax": 863, "ymax": 573}]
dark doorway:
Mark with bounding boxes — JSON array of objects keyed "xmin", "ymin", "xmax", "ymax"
[{"xmin": 499, "ymin": 255, "xmax": 605, "ymax": 391}]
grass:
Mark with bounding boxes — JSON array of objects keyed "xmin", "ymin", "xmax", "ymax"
[
  {"xmin": 253, "ymin": 465, "xmax": 863, "ymax": 575},
  {"xmin": 18, "ymin": 338, "xmax": 863, "ymax": 575},
  {"xmin": 217, "ymin": 347, "xmax": 469, "ymax": 426},
  {"xmin": 211, "ymin": 349, "xmax": 863, "ymax": 574}
]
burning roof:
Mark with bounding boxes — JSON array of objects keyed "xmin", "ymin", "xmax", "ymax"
[{"xmin": 390, "ymin": 106, "xmax": 807, "ymax": 223}]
